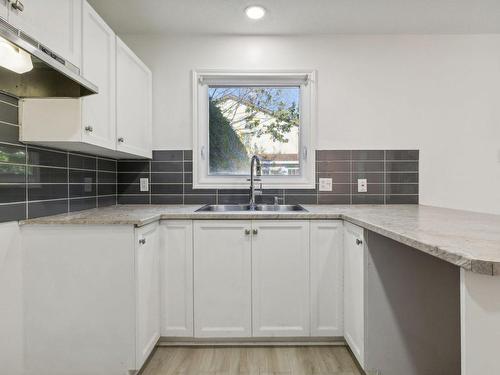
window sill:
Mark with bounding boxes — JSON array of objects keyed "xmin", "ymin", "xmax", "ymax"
[{"xmin": 193, "ymin": 176, "xmax": 316, "ymax": 190}]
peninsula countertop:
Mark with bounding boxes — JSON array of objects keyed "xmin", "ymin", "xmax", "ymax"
[{"xmin": 20, "ymin": 204, "xmax": 500, "ymax": 276}]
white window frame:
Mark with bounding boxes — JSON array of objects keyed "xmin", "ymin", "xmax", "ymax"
[{"xmin": 192, "ymin": 70, "xmax": 316, "ymax": 189}]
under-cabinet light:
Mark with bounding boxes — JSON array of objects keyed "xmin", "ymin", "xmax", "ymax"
[{"xmin": 0, "ymin": 36, "xmax": 33, "ymax": 74}]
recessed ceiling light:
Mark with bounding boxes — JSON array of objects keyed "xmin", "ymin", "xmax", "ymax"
[{"xmin": 245, "ymin": 6, "xmax": 266, "ymax": 20}]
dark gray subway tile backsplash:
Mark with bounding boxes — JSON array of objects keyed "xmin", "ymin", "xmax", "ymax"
[
  {"xmin": 0, "ymin": 92, "xmax": 419, "ymax": 224},
  {"xmin": 118, "ymin": 149, "xmax": 419, "ymax": 206},
  {"xmin": 0, "ymin": 93, "xmax": 117, "ymax": 223}
]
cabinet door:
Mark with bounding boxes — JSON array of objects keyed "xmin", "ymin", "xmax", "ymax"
[
  {"xmin": 8, "ymin": 0, "xmax": 82, "ymax": 67},
  {"xmin": 0, "ymin": 0, "xmax": 8, "ymax": 21},
  {"xmin": 252, "ymin": 221, "xmax": 310, "ymax": 337},
  {"xmin": 135, "ymin": 222, "xmax": 160, "ymax": 370},
  {"xmin": 116, "ymin": 37, "xmax": 152, "ymax": 158},
  {"xmin": 310, "ymin": 221, "xmax": 344, "ymax": 337},
  {"xmin": 193, "ymin": 220, "xmax": 252, "ymax": 338},
  {"xmin": 344, "ymin": 222, "xmax": 365, "ymax": 367},
  {"xmin": 81, "ymin": 1, "xmax": 116, "ymax": 150},
  {"xmin": 160, "ymin": 221, "xmax": 193, "ymax": 337}
]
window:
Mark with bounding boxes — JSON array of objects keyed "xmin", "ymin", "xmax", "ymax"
[{"xmin": 193, "ymin": 71, "xmax": 316, "ymax": 189}]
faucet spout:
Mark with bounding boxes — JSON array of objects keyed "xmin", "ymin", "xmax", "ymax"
[{"xmin": 249, "ymin": 155, "xmax": 262, "ymax": 209}]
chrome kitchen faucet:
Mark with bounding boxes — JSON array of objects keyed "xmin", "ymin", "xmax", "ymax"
[{"xmin": 248, "ymin": 155, "xmax": 262, "ymax": 210}]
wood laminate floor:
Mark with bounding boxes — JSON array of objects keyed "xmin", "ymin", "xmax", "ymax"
[{"xmin": 140, "ymin": 346, "xmax": 362, "ymax": 375}]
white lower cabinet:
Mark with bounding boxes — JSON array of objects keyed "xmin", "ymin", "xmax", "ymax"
[
  {"xmin": 21, "ymin": 223, "xmax": 160, "ymax": 375},
  {"xmin": 135, "ymin": 223, "xmax": 161, "ymax": 369},
  {"xmin": 21, "ymin": 218, "xmax": 349, "ymax": 374},
  {"xmin": 310, "ymin": 221, "xmax": 344, "ymax": 337},
  {"xmin": 252, "ymin": 221, "xmax": 310, "ymax": 337},
  {"xmin": 160, "ymin": 221, "xmax": 193, "ymax": 337},
  {"xmin": 343, "ymin": 222, "xmax": 365, "ymax": 367},
  {"xmin": 188, "ymin": 219, "xmax": 343, "ymax": 339},
  {"xmin": 193, "ymin": 220, "xmax": 252, "ymax": 338}
]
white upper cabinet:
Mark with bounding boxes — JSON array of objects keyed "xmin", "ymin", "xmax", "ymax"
[
  {"xmin": 116, "ymin": 37, "xmax": 152, "ymax": 158},
  {"xmin": 8, "ymin": 0, "xmax": 82, "ymax": 67},
  {"xmin": 0, "ymin": 0, "xmax": 8, "ymax": 21},
  {"xmin": 344, "ymin": 222, "xmax": 365, "ymax": 368},
  {"xmin": 16, "ymin": 1, "xmax": 152, "ymax": 159},
  {"xmin": 160, "ymin": 221, "xmax": 193, "ymax": 337},
  {"xmin": 252, "ymin": 221, "xmax": 310, "ymax": 337},
  {"xmin": 81, "ymin": 1, "xmax": 116, "ymax": 150},
  {"xmin": 135, "ymin": 222, "xmax": 161, "ymax": 370},
  {"xmin": 310, "ymin": 221, "xmax": 344, "ymax": 337},
  {"xmin": 193, "ymin": 221, "xmax": 252, "ymax": 338}
]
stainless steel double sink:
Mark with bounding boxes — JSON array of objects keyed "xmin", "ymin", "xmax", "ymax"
[{"xmin": 196, "ymin": 204, "xmax": 308, "ymax": 212}]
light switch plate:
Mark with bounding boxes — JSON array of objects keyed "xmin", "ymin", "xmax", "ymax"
[
  {"xmin": 140, "ymin": 178, "xmax": 149, "ymax": 192},
  {"xmin": 319, "ymin": 178, "xmax": 333, "ymax": 192},
  {"xmin": 357, "ymin": 178, "xmax": 368, "ymax": 193}
]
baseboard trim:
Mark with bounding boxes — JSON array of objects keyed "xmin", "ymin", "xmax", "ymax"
[
  {"xmin": 345, "ymin": 344, "xmax": 368, "ymax": 375},
  {"xmin": 157, "ymin": 336, "xmax": 346, "ymax": 347}
]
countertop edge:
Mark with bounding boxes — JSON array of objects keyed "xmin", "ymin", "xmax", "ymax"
[
  {"xmin": 19, "ymin": 207, "xmax": 500, "ymax": 276},
  {"xmin": 339, "ymin": 215, "xmax": 485, "ymax": 275}
]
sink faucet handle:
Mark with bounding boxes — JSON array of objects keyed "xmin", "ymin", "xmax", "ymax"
[
  {"xmin": 274, "ymin": 196, "xmax": 284, "ymax": 205},
  {"xmin": 255, "ymin": 182, "xmax": 263, "ymax": 195}
]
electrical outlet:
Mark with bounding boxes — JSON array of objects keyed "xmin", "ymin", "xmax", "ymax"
[
  {"xmin": 140, "ymin": 178, "xmax": 149, "ymax": 192},
  {"xmin": 319, "ymin": 178, "xmax": 333, "ymax": 192},
  {"xmin": 357, "ymin": 178, "xmax": 368, "ymax": 193}
]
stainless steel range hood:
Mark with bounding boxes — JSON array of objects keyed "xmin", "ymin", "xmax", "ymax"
[{"xmin": 0, "ymin": 18, "xmax": 98, "ymax": 98}]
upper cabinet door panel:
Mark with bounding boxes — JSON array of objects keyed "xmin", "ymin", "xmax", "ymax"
[
  {"xmin": 81, "ymin": 1, "xmax": 116, "ymax": 150},
  {"xmin": 8, "ymin": 0, "xmax": 82, "ymax": 67},
  {"xmin": 116, "ymin": 37, "xmax": 152, "ymax": 158},
  {"xmin": 0, "ymin": 0, "xmax": 8, "ymax": 21}
]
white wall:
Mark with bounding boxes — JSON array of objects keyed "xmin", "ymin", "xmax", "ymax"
[
  {"xmin": 123, "ymin": 34, "xmax": 500, "ymax": 214},
  {"xmin": 0, "ymin": 222, "xmax": 24, "ymax": 375}
]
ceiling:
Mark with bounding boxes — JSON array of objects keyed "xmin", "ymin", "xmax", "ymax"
[{"xmin": 88, "ymin": 0, "xmax": 500, "ymax": 35}]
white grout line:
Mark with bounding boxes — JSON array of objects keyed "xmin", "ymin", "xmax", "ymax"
[
  {"xmin": 0, "ymin": 201, "xmax": 26, "ymax": 206},
  {"xmin": 24, "ymin": 144, "xmax": 28, "ymax": 219},
  {"xmin": 95, "ymin": 155, "xmax": 99, "ymax": 208},
  {"xmin": 181, "ymin": 152, "xmax": 185, "ymax": 205},
  {"xmin": 26, "ymin": 197, "xmax": 68, "ymax": 204},
  {"xmin": 0, "ymin": 99, "xmax": 19, "ymax": 108},
  {"xmin": 0, "ymin": 120, "xmax": 20, "ymax": 127},
  {"xmin": 383, "ymin": 150, "xmax": 387, "ymax": 204},
  {"xmin": 0, "ymin": 140, "xmax": 25, "ymax": 148},
  {"xmin": 24, "ymin": 144, "xmax": 67, "ymax": 154},
  {"xmin": 148, "ymin": 160, "xmax": 152, "ymax": 205},
  {"xmin": 67, "ymin": 153, "xmax": 70, "ymax": 213}
]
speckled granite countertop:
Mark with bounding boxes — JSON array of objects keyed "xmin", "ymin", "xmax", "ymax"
[{"xmin": 20, "ymin": 204, "xmax": 500, "ymax": 276}]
